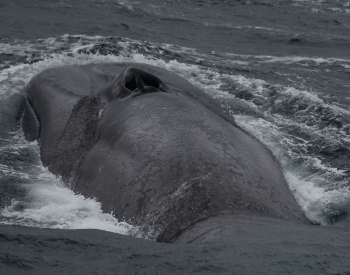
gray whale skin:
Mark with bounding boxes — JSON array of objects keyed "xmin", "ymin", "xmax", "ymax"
[{"xmin": 22, "ymin": 62, "xmax": 310, "ymax": 243}]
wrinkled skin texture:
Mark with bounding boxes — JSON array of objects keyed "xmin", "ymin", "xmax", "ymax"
[{"xmin": 22, "ymin": 63, "xmax": 310, "ymax": 242}]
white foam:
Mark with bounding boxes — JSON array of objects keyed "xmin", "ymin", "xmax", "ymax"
[
  {"xmin": 1, "ymin": 165, "xmax": 138, "ymax": 235},
  {"xmin": 235, "ymin": 114, "xmax": 350, "ymax": 223},
  {"xmin": 285, "ymin": 172, "xmax": 350, "ymax": 224},
  {"xmin": 232, "ymin": 25, "xmax": 285, "ymax": 32},
  {"xmin": 257, "ymin": 55, "xmax": 350, "ymax": 65},
  {"xmin": 71, "ymin": 44, "xmax": 97, "ymax": 54},
  {"xmin": 222, "ymin": 72, "xmax": 350, "ymax": 118}
]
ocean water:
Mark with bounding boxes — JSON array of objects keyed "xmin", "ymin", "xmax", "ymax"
[{"xmin": 0, "ymin": 0, "xmax": 350, "ymax": 274}]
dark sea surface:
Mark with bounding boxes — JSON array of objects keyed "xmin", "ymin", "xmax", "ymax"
[{"xmin": 0, "ymin": 0, "xmax": 350, "ymax": 274}]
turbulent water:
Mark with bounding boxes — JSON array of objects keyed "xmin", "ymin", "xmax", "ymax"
[{"xmin": 0, "ymin": 0, "xmax": 350, "ymax": 274}]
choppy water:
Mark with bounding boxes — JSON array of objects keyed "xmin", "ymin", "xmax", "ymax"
[{"xmin": 0, "ymin": 0, "xmax": 350, "ymax": 274}]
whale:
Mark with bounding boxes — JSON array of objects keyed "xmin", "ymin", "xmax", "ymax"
[{"xmin": 22, "ymin": 62, "xmax": 311, "ymax": 243}]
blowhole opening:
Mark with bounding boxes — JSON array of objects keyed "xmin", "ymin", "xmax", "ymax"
[
  {"xmin": 141, "ymin": 75, "xmax": 160, "ymax": 88},
  {"xmin": 125, "ymin": 77, "xmax": 138, "ymax": 91}
]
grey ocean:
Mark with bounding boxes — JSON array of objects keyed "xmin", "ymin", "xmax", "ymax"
[{"xmin": 0, "ymin": 0, "xmax": 350, "ymax": 274}]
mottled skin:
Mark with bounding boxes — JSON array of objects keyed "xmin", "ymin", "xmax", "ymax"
[{"xmin": 22, "ymin": 63, "xmax": 310, "ymax": 242}]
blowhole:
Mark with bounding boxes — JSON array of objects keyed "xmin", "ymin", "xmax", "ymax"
[
  {"xmin": 141, "ymin": 75, "xmax": 160, "ymax": 88},
  {"xmin": 125, "ymin": 77, "xmax": 138, "ymax": 91}
]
